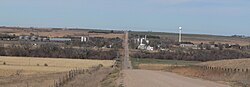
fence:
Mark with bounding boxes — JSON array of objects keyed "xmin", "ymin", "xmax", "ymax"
[
  {"xmin": 48, "ymin": 64, "xmax": 103, "ymax": 87},
  {"xmin": 188, "ymin": 65, "xmax": 250, "ymax": 73}
]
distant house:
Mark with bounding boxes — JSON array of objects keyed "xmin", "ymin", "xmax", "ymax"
[
  {"xmin": 23, "ymin": 36, "xmax": 30, "ymax": 41},
  {"xmin": 210, "ymin": 44, "xmax": 216, "ymax": 48},
  {"xmin": 49, "ymin": 38, "xmax": 72, "ymax": 42},
  {"xmin": 179, "ymin": 42, "xmax": 198, "ymax": 49},
  {"xmin": 19, "ymin": 35, "xmax": 46, "ymax": 41},
  {"xmin": 18, "ymin": 36, "xmax": 23, "ymax": 40},
  {"xmin": 0, "ymin": 34, "xmax": 17, "ymax": 41},
  {"xmin": 138, "ymin": 44, "xmax": 154, "ymax": 51},
  {"xmin": 138, "ymin": 44, "xmax": 146, "ymax": 50},
  {"xmin": 230, "ymin": 44, "xmax": 242, "ymax": 49},
  {"xmin": 42, "ymin": 38, "xmax": 49, "ymax": 41},
  {"xmin": 31, "ymin": 36, "xmax": 37, "ymax": 41},
  {"xmin": 146, "ymin": 46, "xmax": 154, "ymax": 51}
]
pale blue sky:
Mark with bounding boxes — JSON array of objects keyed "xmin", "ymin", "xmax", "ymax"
[{"xmin": 0, "ymin": 0, "xmax": 249, "ymax": 35}]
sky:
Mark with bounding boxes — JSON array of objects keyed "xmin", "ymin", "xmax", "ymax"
[{"xmin": 0, "ymin": 0, "xmax": 249, "ymax": 35}]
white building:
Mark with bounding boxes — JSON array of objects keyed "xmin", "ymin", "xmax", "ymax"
[
  {"xmin": 180, "ymin": 42, "xmax": 198, "ymax": 49},
  {"xmin": 138, "ymin": 44, "xmax": 146, "ymax": 50},
  {"xmin": 136, "ymin": 35, "xmax": 154, "ymax": 51},
  {"xmin": 81, "ymin": 36, "xmax": 87, "ymax": 42},
  {"xmin": 146, "ymin": 46, "xmax": 154, "ymax": 51}
]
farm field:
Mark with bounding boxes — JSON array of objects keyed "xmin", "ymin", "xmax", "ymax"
[
  {"xmin": 0, "ymin": 56, "xmax": 114, "ymax": 87},
  {"xmin": 0, "ymin": 28, "xmax": 87, "ymax": 37},
  {"xmin": 0, "ymin": 28, "xmax": 124, "ymax": 38},
  {"xmin": 0, "ymin": 56, "xmax": 114, "ymax": 76}
]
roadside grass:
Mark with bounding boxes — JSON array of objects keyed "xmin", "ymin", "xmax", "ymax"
[
  {"xmin": 131, "ymin": 58, "xmax": 201, "ymax": 69},
  {"xmin": 101, "ymin": 68, "xmax": 120, "ymax": 87}
]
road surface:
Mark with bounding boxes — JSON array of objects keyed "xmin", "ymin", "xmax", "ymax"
[
  {"xmin": 122, "ymin": 31, "xmax": 132, "ymax": 69},
  {"xmin": 123, "ymin": 70, "xmax": 230, "ymax": 87}
]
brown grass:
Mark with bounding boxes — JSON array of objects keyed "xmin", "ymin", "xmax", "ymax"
[
  {"xmin": 63, "ymin": 67, "xmax": 113, "ymax": 87},
  {"xmin": 0, "ymin": 28, "xmax": 88, "ymax": 37},
  {"xmin": 0, "ymin": 56, "xmax": 114, "ymax": 87},
  {"xmin": 0, "ymin": 56, "xmax": 114, "ymax": 76},
  {"xmin": 136, "ymin": 59, "xmax": 250, "ymax": 86},
  {"xmin": 168, "ymin": 66, "xmax": 250, "ymax": 87},
  {"xmin": 0, "ymin": 28, "xmax": 124, "ymax": 38},
  {"xmin": 198, "ymin": 58, "xmax": 250, "ymax": 69},
  {"xmin": 89, "ymin": 33, "xmax": 124, "ymax": 38}
]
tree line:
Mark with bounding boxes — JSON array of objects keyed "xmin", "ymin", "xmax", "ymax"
[
  {"xmin": 131, "ymin": 49, "xmax": 250, "ymax": 61},
  {"xmin": 0, "ymin": 43, "xmax": 118, "ymax": 60}
]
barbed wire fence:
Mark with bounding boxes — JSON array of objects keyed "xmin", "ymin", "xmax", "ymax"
[
  {"xmin": 48, "ymin": 64, "xmax": 103, "ymax": 87},
  {"xmin": 188, "ymin": 65, "xmax": 249, "ymax": 73}
]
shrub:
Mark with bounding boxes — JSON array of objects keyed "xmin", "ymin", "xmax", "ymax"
[
  {"xmin": 99, "ymin": 64, "xmax": 104, "ymax": 67},
  {"xmin": 3, "ymin": 43, "xmax": 119, "ymax": 60},
  {"xmin": 130, "ymin": 49, "xmax": 250, "ymax": 61},
  {"xmin": 44, "ymin": 63, "xmax": 48, "ymax": 66}
]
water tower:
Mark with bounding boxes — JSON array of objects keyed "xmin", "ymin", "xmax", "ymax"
[{"xmin": 179, "ymin": 27, "xmax": 182, "ymax": 43}]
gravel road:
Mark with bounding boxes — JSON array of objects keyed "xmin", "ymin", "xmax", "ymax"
[{"xmin": 123, "ymin": 69, "xmax": 230, "ymax": 87}]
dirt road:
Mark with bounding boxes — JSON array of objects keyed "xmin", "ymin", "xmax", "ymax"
[
  {"xmin": 123, "ymin": 70, "xmax": 230, "ymax": 87},
  {"xmin": 122, "ymin": 31, "xmax": 132, "ymax": 69}
]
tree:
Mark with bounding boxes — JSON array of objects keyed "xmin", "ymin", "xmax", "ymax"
[
  {"xmin": 209, "ymin": 41, "xmax": 215, "ymax": 45},
  {"xmin": 218, "ymin": 43, "xmax": 224, "ymax": 50},
  {"xmin": 204, "ymin": 44, "xmax": 211, "ymax": 50},
  {"xmin": 0, "ymin": 47, "xmax": 6, "ymax": 56},
  {"xmin": 198, "ymin": 43, "xmax": 204, "ymax": 50}
]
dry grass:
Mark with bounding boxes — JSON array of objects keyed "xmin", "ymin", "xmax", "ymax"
[
  {"xmin": 198, "ymin": 58, "xmax": 250, "ymax": 69},
  {"xmin": 63, "ymin": 67, "xmax": 113, "ymax": 87},
  {"xmin": 35, "ymin": 30, "xmax": 88, "ymax": 37},
  {"xmin": 0, "ymin": 56, "xmax": 115, "ymax": 87},
  {"xmin": 0, "ymin": 56, "xmax": 114, "ymax": 76},
  {"xmin": 0, "ymin": 28, "xmax": 124, "ymax": 38},
  {"xmin": 0, "ymin": 28, "xmax": 88, "ymax": 37},
  {"xmin": 101, "ymin": 68, "xmax": 120, "ymax": 87},
  {"xmin": 168, "ymin": 66, "xmax": 250, "ymax": 87},
  {"xmin": 89, "ymin": 33, "xmax": 124, "ymax": 38}
]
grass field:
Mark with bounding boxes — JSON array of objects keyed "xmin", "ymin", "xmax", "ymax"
[
  {"xmin": 0, "ymin": 28, "xmax": 124, "ymax": 38},
  {"xmin": 131, "ymin": 58, "xmax": 200, "ymax": 69},
  {"xmin": 0, "ymin": 56, "xmax": 114, "ymax": 76}
]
